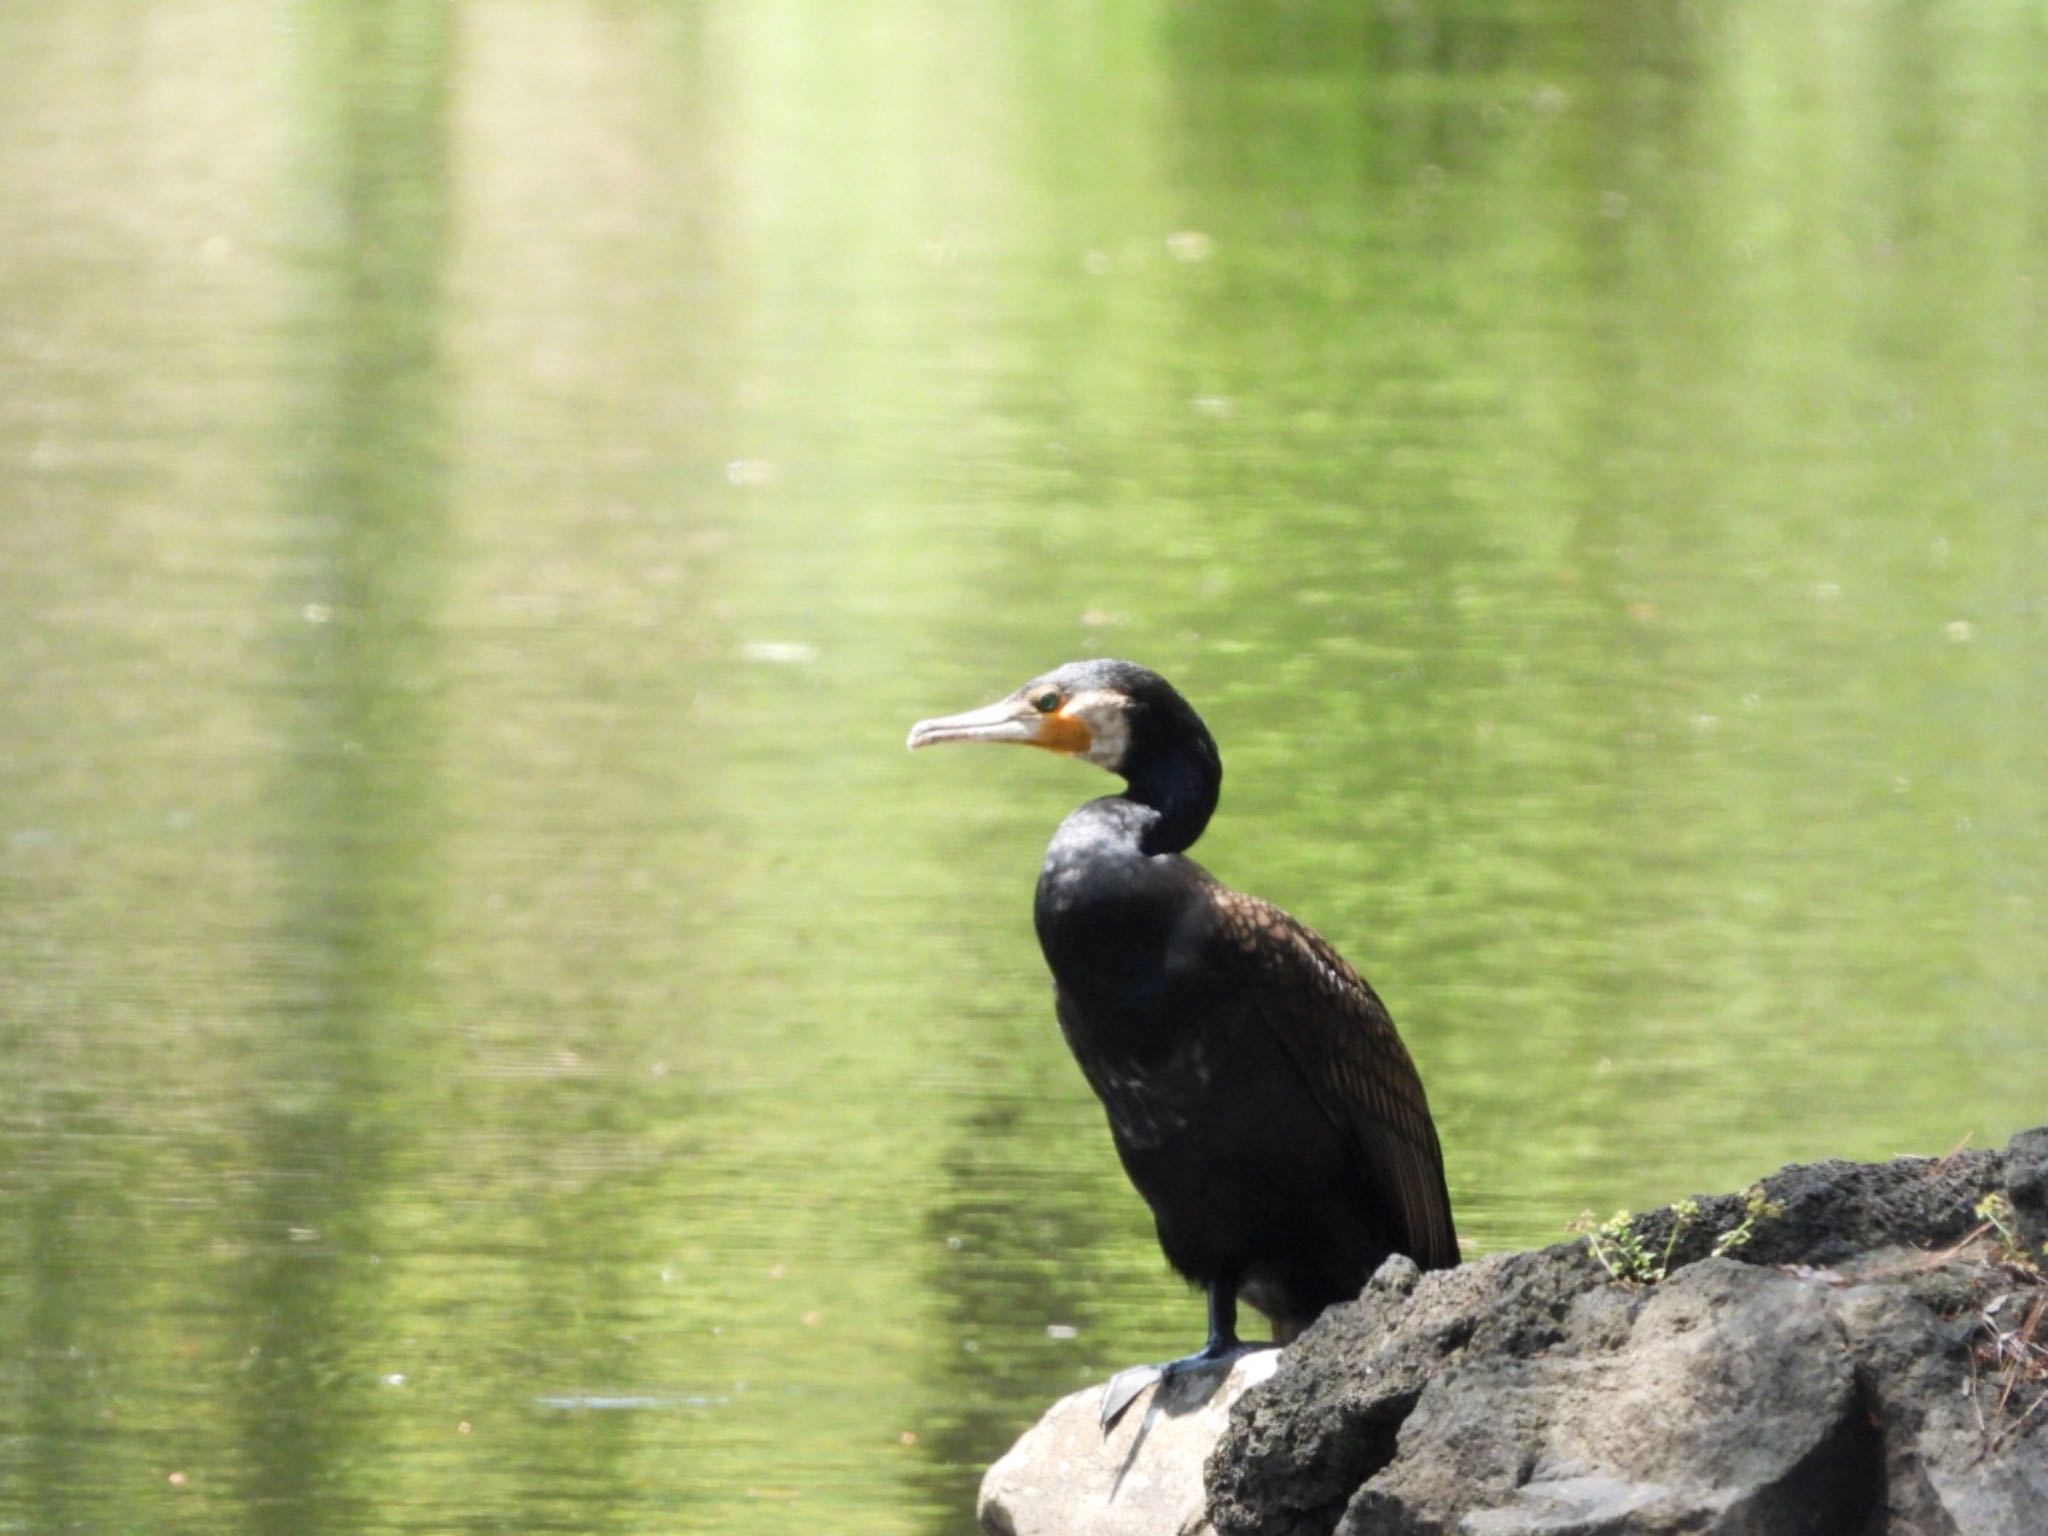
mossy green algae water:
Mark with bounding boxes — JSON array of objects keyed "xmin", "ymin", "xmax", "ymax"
[{"xmin": 2, "ymin": 1, "xmax": 2045, "ymax": 1532}]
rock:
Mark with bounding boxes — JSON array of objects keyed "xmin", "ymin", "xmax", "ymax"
[
  {"xmin": 1833, "ymin": 1278, "xmax": 2048, "ymax": 1536},
  {"xmin": 979, "ymin": 1125, "xmax": 2048, "ymax": 1536},
  {"xmin": 2002, "ymin": 1127, "xmax": 2048, "ymax": 1257},
  {"xmin": 1209, "ymin": 1249, "xmax": 1611, "ymax": 1536},
  {"xmin": 1339, "ymin": 1260, "xmax": 1877, "ymax": 1534},
  {"xmin": 978, "ymin": 1350, "xmax": 1280, "ymax": 1536}
]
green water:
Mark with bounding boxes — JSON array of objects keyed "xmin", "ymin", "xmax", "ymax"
[{"xmin": 2, "ymin": 1, "xmax": 2044, "ymax": 1531}]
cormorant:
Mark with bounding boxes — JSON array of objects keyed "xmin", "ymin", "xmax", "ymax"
[{"xmin": 908, "ymin": 660, "xmax": 1457, "ymax": 1426}]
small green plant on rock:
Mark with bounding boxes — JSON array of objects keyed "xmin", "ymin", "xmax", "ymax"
[
  {"xmin": 1974, "ymin": 1192, "xmax": 2045, "ymax": 1278},
  {"xmin": 1572, "ymin": 1185, "xmax": 1780, "ymax": 1287},
  {"xmin": 1712, "ymin": 1184, "xmax": 1782, "ymax": 1259},
  {"xmin": 1574, "ymin": 1206, "xmax": 1664, "ymax": 1285}
]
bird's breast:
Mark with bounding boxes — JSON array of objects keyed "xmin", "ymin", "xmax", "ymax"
[
  {"xmin": 1053, "ymin": 983, "xmax": 1231, "ymax": 1150},
  {"xmin": 1035, "ymin": 867, "xmax": 1208, "ymax": 1017}
]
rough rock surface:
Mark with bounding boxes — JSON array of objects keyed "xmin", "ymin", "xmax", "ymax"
[{"xmin": 980, "ymin": 1126, "xmax": 2048, "ymax": 1536}]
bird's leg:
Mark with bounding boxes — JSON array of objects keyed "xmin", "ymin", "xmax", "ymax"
[
  {"xmin": 1099, "ymin": 1280, "xmax": 1266, "ymax": 1431},
  {"xmin": 1198, "ymin": 1282, "xmax": 1242, "ymax": 1360}
]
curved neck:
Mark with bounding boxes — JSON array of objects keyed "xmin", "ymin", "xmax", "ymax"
[{"xmin": 1120, "ymin": 732, "xmax": 1220, "ymax": 856}]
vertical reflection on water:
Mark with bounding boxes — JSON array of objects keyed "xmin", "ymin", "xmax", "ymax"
[
  {"xmin": 241, "ymin": 5, "xmax": 450, "ymax": 1527},
  {"xmin": 909, "ymin": 1034, "xmax": 1127, "ymax": 1521},
  {"xmin": 16, "ymin": 1185, "xmax": 105, "ymax": 1534}
]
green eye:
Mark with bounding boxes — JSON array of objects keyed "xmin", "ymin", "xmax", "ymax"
[{"xmin": 1032, "ymin": 690, "xmax": 1061, "ymax": 713}]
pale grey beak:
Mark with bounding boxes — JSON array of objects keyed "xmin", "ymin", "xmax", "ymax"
[{"xmin": 906, "ymin": 697, "xmax": 1040, "ymax": 751}]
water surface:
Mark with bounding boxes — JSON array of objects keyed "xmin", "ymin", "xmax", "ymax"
[{"xmin": 3, "ymin": 2, "xmax": 2045, "ymax": 1532}]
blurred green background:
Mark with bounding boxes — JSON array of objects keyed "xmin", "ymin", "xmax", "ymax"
[{"xmin": 2, "ymin": 1, "xmax": 2044, "ymax": 1532}]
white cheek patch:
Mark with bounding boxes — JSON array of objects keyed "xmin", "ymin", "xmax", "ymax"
[{"xmin": 1066, "ymin": 689, "xmax": 1132, "ymax": 770}]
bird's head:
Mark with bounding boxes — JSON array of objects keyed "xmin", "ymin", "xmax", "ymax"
[
  {"xmin": 908, "ymin": 660, "xmax": 1222, "ymax": 852},
  {"xmin": 907, "ymin": 659, "xmax": 1211, "ymax": 778}
]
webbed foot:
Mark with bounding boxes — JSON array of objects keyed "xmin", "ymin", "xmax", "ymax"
[
  {"xmin": 1098, "ymin": 1339, "xmax": 1268, "ymax": 1431},
  {"xmin": 1098, "ymin": 1361, "xmax": 1164, "ymax": 1430}
]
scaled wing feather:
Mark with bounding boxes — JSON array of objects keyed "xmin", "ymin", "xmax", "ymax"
[{"xmin": 1204, "ymin": 886, "xmax": 1458, "ymax": 1269}]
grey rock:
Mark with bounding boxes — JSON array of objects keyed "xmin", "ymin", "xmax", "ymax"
[
  {"xmin": 1210, "ymin": 1249, "xmax": 1611, "ymax": 1536},
  {"xmin": 2002, "ymin": 1127, "xmax": 2048, "ymax": 1257},
  {"xmin": 979, "ymin": 1351, "xmax": 1280, "ymax": 1536},
  {"xmin": 1833, "ymin": 1275, "xmax": 2048, "ymax": 1536},
  {"xmin": 981, "ymin": 1127, "xmax": 2048, "ymax": 1536},
  {"xmin": 1339, "ymin": 1260, "xmax": 1874, "ymax": 1535}
]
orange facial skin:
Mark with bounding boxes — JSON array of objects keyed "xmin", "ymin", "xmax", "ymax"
[{"xmin": 1034, "ymin": 707, "xmax": 1093, "ymax": 756}]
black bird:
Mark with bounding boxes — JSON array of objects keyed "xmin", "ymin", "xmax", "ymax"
[{"xmin": 908, "ymin": 660, "xmax": 1456, "ymax": 1425}]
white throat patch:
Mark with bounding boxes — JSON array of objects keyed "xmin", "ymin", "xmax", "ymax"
[{"xmin": 1065, "ymin": 689, "xmax": 1132, "ymax": 771}]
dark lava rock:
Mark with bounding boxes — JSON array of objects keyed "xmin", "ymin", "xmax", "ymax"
[
  {"xmin": 1336, "ymin": 1260, "xmax": 1877, "ymax": 1535},
  {"xmin": 980, "ymin": 1126, "xmax": 2048, "ymax": 1536}
]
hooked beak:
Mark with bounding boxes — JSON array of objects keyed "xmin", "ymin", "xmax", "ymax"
[
  {"xmin": 906, "ymin": 695, "xmax": 1093, "ymax": 755},
  {"xmin": 906, "ymin": 697, "xmax": 1043, "ymax": 751}
]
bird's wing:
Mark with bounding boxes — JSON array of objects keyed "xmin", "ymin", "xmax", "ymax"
[{"xmin": 1204, "ymin": 884, "xmax": 1459, "ymax": 1269}]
